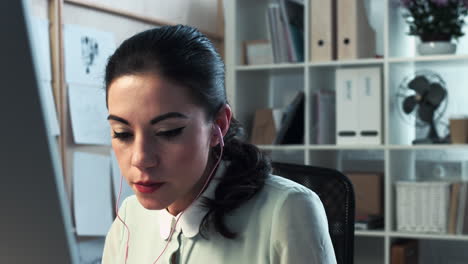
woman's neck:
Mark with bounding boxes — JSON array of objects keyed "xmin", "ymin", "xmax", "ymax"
[{"xmin": 166, "ymin": 157, "xmax": 218, "ymax": 216}]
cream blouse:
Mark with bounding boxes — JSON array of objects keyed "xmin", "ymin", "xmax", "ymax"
[{"xmin": 102, "ymin": 162, "xmax": 337, "ymax": 264}]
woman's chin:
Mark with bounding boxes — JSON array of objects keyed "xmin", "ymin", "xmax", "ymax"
[{"xmin": 136, "ymin": 195, "xmax": 168, "ymax": 210}]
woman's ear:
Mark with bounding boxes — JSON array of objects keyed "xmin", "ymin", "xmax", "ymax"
[{"xmin": 211, "ymin": 104, "xmax": 232, "ymax": 147}]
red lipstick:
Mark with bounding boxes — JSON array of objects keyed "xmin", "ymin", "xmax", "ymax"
[{"xmin": 134, "ymin": 181, "xmax": 164, "ymax": 194}]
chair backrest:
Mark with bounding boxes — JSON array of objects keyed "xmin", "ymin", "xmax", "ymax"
[{"xmin": 272, "ymin": 162, "xmax": 355, "ymax": 264}]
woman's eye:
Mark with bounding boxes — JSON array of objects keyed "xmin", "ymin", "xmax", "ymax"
[
  {"xmin": 156, "ymin": 127, "xmax": 185, "ymax": 139},
  {"xmin": 112, "ymin": 131, "xmax": 133, "ymax": 141}
]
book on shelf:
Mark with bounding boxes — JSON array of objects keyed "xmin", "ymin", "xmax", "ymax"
[
  {"xmin": 266, "ymin": 4, "xmax": 281, "ymax": 63},
  {"xmin": 311, "ymin": 90, "xmax": 335, "ymax": 144},
  {"xmin": 462, "ymin": 182, "xmax": 468, "ymax": 234},
  {"xmin": 266, "ymin": 0, "xmax": 304, "ymax": 63},
  {"xmin": 444, "ymin": 181, "xmax": 468, "ymax": 235},
  {"xmin": 282, "ymin": 0, "xmax": 304, "ymax": 62},
  {"xmin": 448, "ymin": 182, "xmax": 462, "ymax": 234},
  {"xmin": 456, "ymin": 182, "xmax": 467, "ymax": 234},
  {"xmin": 273, "ymin": 91, "xmax": 304, "ymax": 145}
]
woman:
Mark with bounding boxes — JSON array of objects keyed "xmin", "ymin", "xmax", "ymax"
[{"xmin": 102, "ymin": 25, "xmax": 336, "ymax": 264}]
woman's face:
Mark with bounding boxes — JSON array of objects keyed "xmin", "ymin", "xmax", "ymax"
[{"xmin": 107, "ymin": 73, "xmax": 214, "ymax": 214}]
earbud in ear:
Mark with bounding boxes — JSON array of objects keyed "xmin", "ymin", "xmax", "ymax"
[{"xmin": 213, "ymin": 125, "xmax": 224, "ymax": 147}]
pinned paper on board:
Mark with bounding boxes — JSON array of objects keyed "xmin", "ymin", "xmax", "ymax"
[
  {"xmin": 81, "ymin": 36, "xmax": 99, "ymax": 74},
  {"xmin": 64, "ymin": 24, "xmax": 115, "ymax": 85},
  {"xmin": 111, "ymin": 150, "xmax": 134, "ymax": 208},
  {"xmin": 73, "ymin": 152, "xmax": 113, "ymax": 236},
  {"xmin": 68, "ymin": 84, "xmax": 111, "ymax": 145}
]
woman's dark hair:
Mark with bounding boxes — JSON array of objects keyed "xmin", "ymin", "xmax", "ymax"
[{"xmin": 105, "ymin": 25, "xmax": 271, "ymax": 239}]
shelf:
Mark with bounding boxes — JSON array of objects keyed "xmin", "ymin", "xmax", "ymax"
[
  {"xmin": 236, "ymin": 63, "xmax": 305, "ymax": 71},
  {"xmin": 387, "ymin": 144, "xmax": 468, "ymax": 150},
  {"xmin": 355, "ymin": 230, "xmax": 386, "ymax": 237},
  {"xmin": 388, "ymin": 54, "xmax": 468, "ymax": 64},
  {"xmin": 256, "ymin": 145, "xmax": 307, "ymax": 151},
  {"xmin": 236, "ymin": 54, "xmax": 468, "ymax": 70},
  {"xmin": 235, "ymin": 58, "xmax": 385, "ymax": 71},
  {"xmin": 256, "ymin": 145, "xmax": 387, "ymax": 150},
  {"xmin": 257, "ymin": 144, "xmax": 468, "ymax": 152},
  {"xmin": 389, "ymin": 232, "xmax": 468, "ymax": 241},
  {"xmin": 308, "ymin": 58, "xmax": 384, "ymax": 67},
  {"xmin": 307, "ymin": 145, "xmax": 386, "ymax": 150},
  {"xmin": 354, "ymin": 231, "xmax": 468, "ymax": 241}
]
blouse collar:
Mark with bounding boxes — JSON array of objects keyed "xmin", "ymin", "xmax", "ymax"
[{"xmin": 157, "ymin": 161, "xmax": 226, "ymax": 239}]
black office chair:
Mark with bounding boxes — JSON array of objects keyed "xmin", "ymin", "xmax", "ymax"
[{"xmin": 271, "ymin": 162, "xmax": 355, "ymax": 264}]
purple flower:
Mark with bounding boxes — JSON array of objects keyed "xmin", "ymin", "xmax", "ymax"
[{"xmin": 431, "ymin": 0, "xmax": 449, "ymax": 6}]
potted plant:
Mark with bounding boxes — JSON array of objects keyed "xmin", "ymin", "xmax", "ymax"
[{"xmin": 400, "ymin": 0, "xmax": 468, "ymax": 55}]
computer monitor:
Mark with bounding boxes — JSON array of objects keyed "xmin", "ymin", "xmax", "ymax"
[{"xmin": 0, "ymin": 1, "xmax": 79, "ymax": 263}]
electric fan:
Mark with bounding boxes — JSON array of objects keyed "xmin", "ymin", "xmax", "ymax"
[{"xmin": 396, "ymin": 70, "xmax": 449, "ymax": 144}]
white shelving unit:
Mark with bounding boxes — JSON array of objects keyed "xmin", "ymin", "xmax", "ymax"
[{"xmin": 224, "ymin": 0, "xmax": 468, "ymax": 263}]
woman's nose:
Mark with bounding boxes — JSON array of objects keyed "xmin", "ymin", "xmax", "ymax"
[{"xmin": 131, "ymin": 136, "xmax": 158, "ymax": 170}]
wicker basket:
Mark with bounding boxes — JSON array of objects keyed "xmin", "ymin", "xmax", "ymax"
[{"xmin": 396, "ymin": 181, "xmax": 451, "ymax": 233}]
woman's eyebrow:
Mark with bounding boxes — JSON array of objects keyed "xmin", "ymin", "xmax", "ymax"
[
  {"xmin": 107, "ymin": 112, "xmax": 188, "ymax": 126},
  {"xmin": 150, "ymin": 112, "xmax": 188, "ymax": 125},
  {"xmin": 107, "ymin": 114, "xmax": 129, "ymax": 125}
]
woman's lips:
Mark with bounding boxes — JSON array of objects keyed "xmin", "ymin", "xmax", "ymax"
[{"xmin": 134, "ymin": 182, "xmax": 165, "ymax": 193}]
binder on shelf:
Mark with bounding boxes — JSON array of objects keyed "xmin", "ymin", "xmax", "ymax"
[
  {"xmin": 335, "ymin": 68, "xmax": 359, "ymax": 144},
  {"xmin": 357, "ymin": 67, "xmax": 382, "ymax": 145},
  {"xmin": 336, "ymin": 0, "xmax": 375, "ymax": 60},
  {"xmin": 266, "ymin": 1, "xmax": 304, "ymax": 63},
  {"xmin": 310, "ymin": 0, "xmax": 335, "ymax": 62}
]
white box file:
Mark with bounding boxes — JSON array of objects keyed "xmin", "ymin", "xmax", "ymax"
[
  {"xmin": 335, "ymin": 67, "xmax": 382, "ymax": 145},
  {"xmin": 336, "ymin": 68, "xmax": 359, "ymax": 144}
]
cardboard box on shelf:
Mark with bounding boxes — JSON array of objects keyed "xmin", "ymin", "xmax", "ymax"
[
  {"xmin": 250, "ymin": 108, "xmax": 280, "ymax": 145},
  {"xmin": 346, "ymin": 172, "xmax": 383, "ymax": 218},
  {"xmin": 450, "ymin": 118, "xmax": 468, "ymax": 144}
]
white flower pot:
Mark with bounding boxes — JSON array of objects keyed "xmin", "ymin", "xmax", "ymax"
[{"xmin": 417, "ymin": 41, "xmax": 457, "ymax": 55}]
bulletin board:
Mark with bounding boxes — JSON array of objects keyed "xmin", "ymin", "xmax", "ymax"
[{"xmin": 28, "ymin": 0, "xmax": 224, "ymax": 262}]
